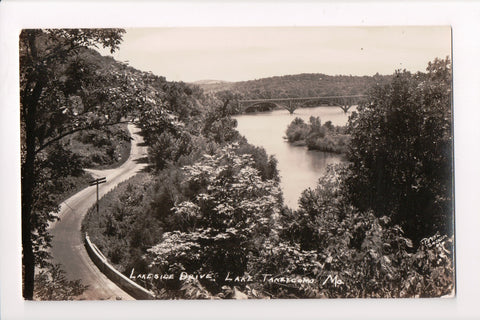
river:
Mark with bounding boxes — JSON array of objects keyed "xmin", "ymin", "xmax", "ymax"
[{"xmin": 234, "ymin": 106, "xmax": 354, "ymax": 209}]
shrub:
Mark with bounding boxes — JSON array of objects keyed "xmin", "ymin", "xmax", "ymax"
[
  {"xmin": 277, "ymin": 165, "xmax": 454, "ymax": 298},
  {"xmin": 285, "ymin": 117, "xmax": 309, "ymax": 143},
  {"xmin": 144, "ymin": 144, "xmax": 283, "ymax": 297},
  {"xmin": 345, "ymin": 58, "xmax": 453, "ymax": 243},
  {"xmin": 286, "ymin": 117, "xmax": 349, "ymax": 154}
]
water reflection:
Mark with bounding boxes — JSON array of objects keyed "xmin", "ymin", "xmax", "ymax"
[{"xmin": 234, "ymin": 106, "xmax": 353, "ymax": 209}]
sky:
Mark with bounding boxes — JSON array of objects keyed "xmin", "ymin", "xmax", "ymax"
[{"xmin": 98, "ymin": 27, "xmax": 451, "ymax": 82}]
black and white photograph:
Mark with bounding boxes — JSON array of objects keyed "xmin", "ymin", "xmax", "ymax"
[
  {"xmin": 18, "ymin": 26, "xmax": 454, "ymax": 301},
  {"xmin": 5, "ymin": 2, "xmax": 480, "ymax": 319}
]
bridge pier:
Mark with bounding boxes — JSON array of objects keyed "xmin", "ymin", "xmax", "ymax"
[
  {"xmin": 284, "ymin": 100, "xmax": 297, "ymax": 114},
  {"xmin": 237, "ymin": 95, "xmax": 364, "ymax": 114},
  {"xmin": 339, "ymin": 105, "xmax": 352, "ymax": 113}
]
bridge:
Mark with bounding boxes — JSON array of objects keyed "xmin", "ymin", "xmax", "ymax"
[{"xmin": 236, "ymin": 94, "xmax": 366, "ymax": 114}]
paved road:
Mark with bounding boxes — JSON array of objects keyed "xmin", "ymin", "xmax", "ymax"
[{"xmin": 49, "ymin": 124, "xmax": 148, "ymax": 300}]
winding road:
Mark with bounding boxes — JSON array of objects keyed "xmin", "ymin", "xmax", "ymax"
[{"xmin": 48, "ymin": 124, "xmax": 148, "ymax": 300}]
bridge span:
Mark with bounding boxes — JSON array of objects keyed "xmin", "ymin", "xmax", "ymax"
[{"xmin": 236, "ymin": 94, "xmax": 366, "ymax": 114}]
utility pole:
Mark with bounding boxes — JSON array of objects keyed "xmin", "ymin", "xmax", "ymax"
[{"xmin": 89, "ymin": 177, "xmax": 106, "ymax": 214}]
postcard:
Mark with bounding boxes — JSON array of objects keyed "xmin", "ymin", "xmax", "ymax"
[{"xmin": 18, "ymin": 26, "xmax": 454, "ymax": 301}]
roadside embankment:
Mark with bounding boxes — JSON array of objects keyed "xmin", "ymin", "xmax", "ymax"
[{"xmin": 84, "ymin": 234, "xmax": 155, "ymax": 300}]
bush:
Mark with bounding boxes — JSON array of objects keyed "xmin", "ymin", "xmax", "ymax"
[
  {"xmin": 144, "ymin": 144, "xmax": 283, "ymax": 297},
  {"xmin": 277, "ymin": 166, "xmax": 454, "ymax": 298},
  {"xmin": 66, "ymin": 124, "xmax": 131, "ymax": 168},
  {"xmin": 82, "ymin": 173, "xmax": 164, "ymax": 272},
  {"xmin": 345, "ymin": 58, "xmax": 453, "ymax": 243},
  {"xmin": 285, "ymin": 116, "xmax": 349, "ymax": 154},
  {"xmin": 285, "ymin": 117, "xmax": 309, "ymax": 143}
]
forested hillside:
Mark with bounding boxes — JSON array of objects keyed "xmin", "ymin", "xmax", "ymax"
[{"xmin": 195, "ymin": 73, "xmax": 392, "ymax": 99}]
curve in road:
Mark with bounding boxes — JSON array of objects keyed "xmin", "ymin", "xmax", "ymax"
[{"xmin": 48, "ymin": 123, "xmax": 148, "ymax": 300}]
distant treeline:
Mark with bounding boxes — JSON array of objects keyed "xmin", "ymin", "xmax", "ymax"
[{"xmin": 195, "ymin": 73, "xmax": 393, "ymax": 99}]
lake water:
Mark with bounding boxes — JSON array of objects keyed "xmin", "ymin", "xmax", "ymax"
[{"xmin": 234, "ymin": 106, "xmax": 354, "ymax": 209}]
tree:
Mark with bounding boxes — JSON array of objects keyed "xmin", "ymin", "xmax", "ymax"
[
  {"xmin": 202, "ymin": 93, "xmax": 241, "ymax": 144},
  {"xmin": 162, "ymin": 81, "xmax": 204, "ymax": 121},
  {"xmin": 144, "ymin": 144, "xmax": 283, "ymax": 297},
  {"xmin": 278, "ymin": 166, "xmax": 454, "ymax": 298},
  {"xmin": 34, "ymin": 264, "xmax": 89, "ymax": 300},
  {"xmin": 135, "ymin": 80, "xmax": 207, "ymax": 172},
  {"xmin": 19, "ymin": 28, "xmax": 160, "ymax": 299},
  {"xmin": 345, "ymin": 57, "xmax": 453, "ymax": 244},
  {"xmin": 214, "ymin": 90, "xmax": 243, "ymax": 115},
  {"xmin": 285, "ymin": 117, "xmax": 309, "ymax": 143}
]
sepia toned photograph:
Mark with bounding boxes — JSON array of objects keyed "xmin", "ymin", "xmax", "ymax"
[{"xmin": 19, "ymin": 27, "xmax": 454, "ymax": 301}]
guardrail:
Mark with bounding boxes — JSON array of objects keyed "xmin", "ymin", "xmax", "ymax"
[{"xmin": 84, "ymin": 233, "xmax": 156, "ymax": 300}]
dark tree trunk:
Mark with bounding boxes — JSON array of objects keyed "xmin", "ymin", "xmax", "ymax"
[
  {"xmin": 221, "ymin": 99, "xmax": 230, "ymax": 117},
  {"xmin": 22, "ymin": 94, "xmax": 38, "ymax": 300},
  {"xmin": 21, "ymin": 33, "xmax": 45, "ymax": 298},
  {"xmin": 22, "ymin": 171, "xmax": 35, "ymax": 300}
]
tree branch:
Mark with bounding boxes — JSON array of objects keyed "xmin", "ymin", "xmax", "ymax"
[{"xmin": 34, "ymin": 120, "xmax": 131, "ymax": 155}]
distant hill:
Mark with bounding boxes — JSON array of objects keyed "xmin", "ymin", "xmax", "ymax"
[
  {"xmin": 191, "ymin": 80, "xmax": 234, "ymax": 92},
  {"xmin": 194, "ymin": 73, "xmax": 393, "ymax": 100},
  {"xmin": 193, "ymin": 79, "xmax": 231, "ymax": 85}
]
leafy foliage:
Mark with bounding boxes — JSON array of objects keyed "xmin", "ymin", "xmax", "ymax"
[
  {"xmin": 278, "ymin": 166, "xmax": 454, "ymax": 298},
  {"xmin": 64, "ymin": 124, "xmax": 131, "ymax": 168},
  {"xmin": 142, "ymin": 144, "xmax": 283, "ymax": 296},
  {"xmin": 33, "ymin": 264, "xmax": 88, "ymax": 300},
  {"xmin": 81, "ymin": 56, "xmax": 453, "ymax": 300},
  {"xmin": 20, "ymin": 28, "xmax": 170, "ymax": 299},
  {"xmin": 82, "ymin": 173, "xmax": 164, "ymax": 273},
  {"xmin": 202, "ymin": 100, "xmax": 242, "ymax": 145},
  {"xmin": 345, "ymin": 57, "xmax": 453, "ymax": 243},
  {"xmin": 285, "ymin": 117, "xmax": 350, "ymax": 154},
  {"xmin": 196, "ymin": 73, "xmax": 392, "ymax": 100}
]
